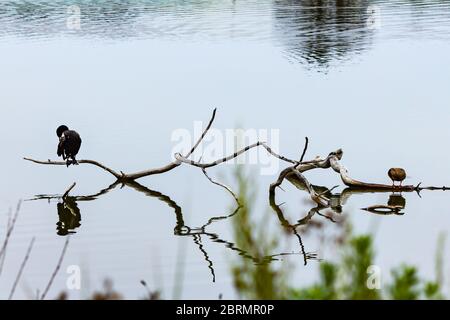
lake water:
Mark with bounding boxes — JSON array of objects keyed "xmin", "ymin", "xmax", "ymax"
[{"xmin": 1, "ymin": 0, "xmax": 450, "ymax": 299}]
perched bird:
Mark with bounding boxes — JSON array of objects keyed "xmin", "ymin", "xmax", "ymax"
[
  {"xmin": 388, "ymin": 168, "xmax": 406, "ymax": 187},
  {"xmin": 56, "ymin": 125, "xmax": 82, "ymax": 167}
]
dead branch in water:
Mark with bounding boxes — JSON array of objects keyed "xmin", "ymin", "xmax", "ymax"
[
  {"xmin": 175, "ymin": 141, "xmax": 298, "ymax": 168},
  {"xmin": 278, "ymin": 147, "xmax": 449, "ymax": 193},
  {"xmin": 22, "ymin": 158, "xmax": 123, "ymax": 179},
  {"xmin": 268, "ymin": 138, "xmax": 331, "ymax": 207},
  {"xmin": 24, "ymin": 109, "xmax": 218, "ymax": 182},
  {"xmin": 24, "ymin": 109, "xmax": 449, "ymax": 195}
]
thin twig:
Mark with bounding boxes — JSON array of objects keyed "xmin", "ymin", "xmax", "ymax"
[
  {"xmin": 202, "ymin": 169, "xmax": 240, "ymax": 206},
  {"xmin": 41, "ymin": 237, "xmax": 70, "ymax": 300},
  {"xmin": 299, "ymin": 137, "xmax": 309, "ymax": 163},
  {"xmin": 186, "ymin": 108, "xmax": 217, "ymax": 158},
  {"xmin": 9, "ymin": 237, "xmax": 35, "ymax": 300},
  {"xmin": 175, "ymin": 141, "xmax": 297, "ymax": 168},
  {"xmin": 62, "ymin": 182, "xmax": 76, "ymax": 199},
  {"xmin": 23, "ymin": 158, "xmax": 122, "ymax": 179}
]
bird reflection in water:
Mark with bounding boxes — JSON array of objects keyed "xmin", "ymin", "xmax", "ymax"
[
  {"xmin": 388, "ymin": 193, "xmax": 406, "ymax": 209},
  {"xmin": 56, "ymin": 197, "xmax": 81, "ymax": 236},
  {"xmin": 361, "ymin": 192, "xmax": 407, "ymax": 215}
]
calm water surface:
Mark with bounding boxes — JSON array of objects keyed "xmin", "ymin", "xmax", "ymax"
[{"xmin": 1, "ymin": 0, "xmax": 450, "ymax": 299}]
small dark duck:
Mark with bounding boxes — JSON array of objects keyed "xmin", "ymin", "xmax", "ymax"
[
  {"xmin": 388, "ymin": 168, "xmax": 406, "ymax": 187},
  {"xmin": 56, "ymin": 125, "xmax": 82, "ymax": 167}
]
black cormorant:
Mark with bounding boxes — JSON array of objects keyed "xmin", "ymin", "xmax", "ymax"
[{"xmin": 56, "ymin": 125, "xmax": 82, "ymax": 167}]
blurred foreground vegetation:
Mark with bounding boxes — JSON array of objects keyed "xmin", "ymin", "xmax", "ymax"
[{"xmin": 231, "ymin": 167, "xmax": 447, "ymax": 300}]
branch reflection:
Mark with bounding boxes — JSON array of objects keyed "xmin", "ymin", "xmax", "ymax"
[{"xmin": 30, "ymin": 179, "xmax": 303, "ymax": 283}]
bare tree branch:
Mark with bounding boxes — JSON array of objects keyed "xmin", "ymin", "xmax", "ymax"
[
  {"xmin": 23, "ymin": 109, "xmax": 449, "ymax": 194},
  {"xmin": 175, "ymin": 141, "xmax": 298, "ymax": 168},
  {"xmin": 121, "ymin": 162, "xmax": 180, "ymax": 181},
  {"xmin": 24, "ymin": 109, "xmax": 218, "ymax": 182},
  {"xmin": 269, "ymin": 166, "xmax": 329, "ymax": 207},
  {"xmin": 23, "ymin": 158, "xmax": 122, "ymax": 179},
  {"xmin": 289, "ymin": 168, "xmax": 329, "ymax": 207}
]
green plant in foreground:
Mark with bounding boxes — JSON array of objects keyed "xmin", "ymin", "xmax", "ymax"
[
  {"xmin": 229, "ymin": 167, "xmax": 447, "ymax": 300},
  {"xmin": 231, "ymin": 166, "xmax": 288, "ymax": 299},
  {"xmin": 293, "ymin": 234, "xmax": 445, "ymax": 300}
]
